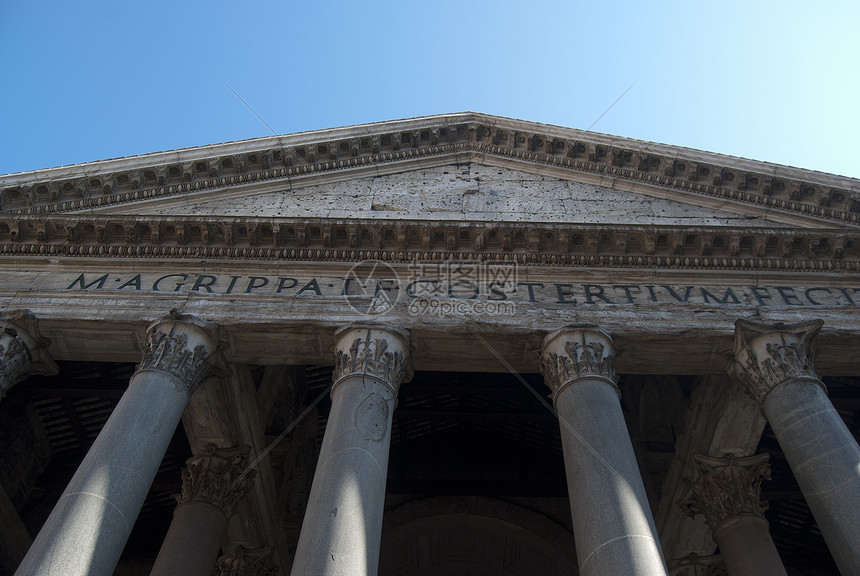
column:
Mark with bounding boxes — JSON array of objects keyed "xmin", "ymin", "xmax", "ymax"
[
  {"xmin": 731, "ymin": 319, "xmax": 860, "ymax": 576},
  {"xmin": 541, "ymin": 325, "xmax": 668, "ymax": 576},
  {"xmin": 681, "ymin": 453, "xmax": 787, "ymax": 576},
  {"xmin": 0, "ymin": 310, "xmax": 57, "ymax": 402},
  {"xmin": 150, "ymin": 445, "xmax": 255, "ymax": 576},
  {"xmin": 15, "ymin": 310, "xmax": 219, "ymax": 576},
  {"xmin": 291, "ymin": 323, "xmax": 411, "ymax": 576}
]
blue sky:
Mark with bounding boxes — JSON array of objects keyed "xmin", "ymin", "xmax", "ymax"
[{"xmin": 2, "ymin": 1, "xmax": 858, "ymax": 178}]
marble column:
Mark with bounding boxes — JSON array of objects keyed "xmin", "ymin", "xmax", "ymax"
[
  {"xmin": 150, "ymin": 445, "xmax": 255, "ymax": 576},
  {"xmin": 541, "ymin": 326, "xmax": 668, "ymax": 576},
  {"xmin": 731, "ymin": 319, "xmax": 860, "ymax": 576},
  {"xmin": 682, "ymin": 453, "xmax": 787, "ymax": 576},
  {"xmin": 0, "ymin": 310, "xmax": 57, "ymax": 402},
  {"xmin": 290, "ymin": 323, "xmax": 411, "ymax": 576},
  {"xmin": 14, "ymin": 310, "xmax": 219, "ymax": 576}
]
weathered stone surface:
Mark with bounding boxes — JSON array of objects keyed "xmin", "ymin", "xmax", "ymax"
[
  {"xmin": 541, "ymin": 327, "xmax": 668, "ymax": 576},
  {"xmin": 13, "ymin": 312, "xmax": 220, "ymax": 576},
  {"xmin": 657, "ymin": 376, "xmax": 767, "ymax": 561},
  {"xmin": 2, "ymin": 113, "xmax": 858, "ymax": 575},
  {"xmin": 290, "ymin": 324, "xmax": 410, "ymax": 576},
  {"xmin": 120, "ymin": 164, "xmax": 784, "ymax": 228}
]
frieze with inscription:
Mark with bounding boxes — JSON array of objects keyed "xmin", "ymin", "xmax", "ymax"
[{"xmin": 46, "ymin": 271, "xmax": 860, "ymax": 308}]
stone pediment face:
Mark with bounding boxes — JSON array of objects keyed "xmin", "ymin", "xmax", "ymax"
[
  {"xmin": 103, "ymin": 164, "xmax": 788, "ymax": 229},
  {"xmin": 2, "ymin": 113, "xmax": 860, "ymax": 273},
  {"xmin": 2, "ymin": 112, "xmax": 859, "ymax": 230}
]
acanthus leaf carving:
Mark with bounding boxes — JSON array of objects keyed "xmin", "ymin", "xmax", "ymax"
[
  {"xmin": 540, "ymin": 326, "xmax": 617, "ymax": 397},
  {"xmin": 680, "ymin": 453, "xmax": 771, "ymax": 534},
  {"xmin": 0, "ymin": 332, "xmax": 31, "ymax": 397},
  {"xmin": 212, "ymin": 546, "xmax": 279, "ymax": 576},
  {"xmin": 669, "ymin": 554, "xmax": 727, "ymax": 576},
  {"xmin": 332, "ymin": 325, "xmax": 411, "ymax": 392},
  {"xmin": 138, "ymin": 311, "xmax": 219, "ymax": 396},
  {"xmin": 178, "ymin": 444, "xmax": 256, "ymax": 518},
  {"xmin": 730, "ymin": 319, "xmax": 824, "ymax": 404}
]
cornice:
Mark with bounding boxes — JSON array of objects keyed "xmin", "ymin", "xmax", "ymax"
[
  {"xmin": 0, "ymin": 215, "xmax": 857, "ymax": 272},
  {"xmin": 1, "ymin": 114, "xmax": 858, "ymax": 228}
]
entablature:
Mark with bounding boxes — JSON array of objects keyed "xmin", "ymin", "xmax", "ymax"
[{"xmin": 0, "ymin": 215, "xmax": 857, "ymax": 273}]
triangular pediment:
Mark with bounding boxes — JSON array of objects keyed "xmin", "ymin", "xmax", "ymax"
[
  {"xmin": 2, "ymin": 113, "xmax": 860, "ymax": 272},
  {"xmin": 92, "ymin": 163, "xmax": 795, "ymax": 229},
  {"xmin": 3, "ymin": 113, "xmax": 857, "ymax": 232}
]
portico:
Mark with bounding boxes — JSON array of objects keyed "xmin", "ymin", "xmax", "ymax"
[{"xmin": 1, "ymin": 113, "xmax": 859, "ymax": 575}]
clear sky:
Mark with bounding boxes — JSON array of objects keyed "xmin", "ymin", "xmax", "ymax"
[{"xmin": 2, "ymin": 1, "xmax": 858, "ymax": 178}]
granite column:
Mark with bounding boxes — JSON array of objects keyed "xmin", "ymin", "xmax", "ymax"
[
  {"xmin": 290, "ymin": 323, "xmax": 411, "ymax": 576},
  {"xmin": 731, "ymin": 319, "xmax": 860, "ymax": 576},
  {"xmin": 682, "ymin": 453, "xmax": 787, "ymax": 576},
  {"xmin": 150, "ymin": 445, "xmax": 255, "ymax": 576},
  {"xmin": 14, "ymin": 311, "xmax": 219, "ymax": 576},
  {"xmin": 541, "ymin": 326, "xmax": 668, "ymax": 576}
]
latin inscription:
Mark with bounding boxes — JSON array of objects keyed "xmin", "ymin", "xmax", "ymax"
[{"xmin": 62, "ymin": 272, "xmax": 860, "ymax": 308}]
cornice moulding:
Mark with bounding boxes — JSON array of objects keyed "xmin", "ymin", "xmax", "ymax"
[
  {"xmin": 1, "ymin": 114, "xmax": 858, "ymax": 228},
  {"xmin": 0, "ymin": 215, "xmax": 857, "ymax": 272}
]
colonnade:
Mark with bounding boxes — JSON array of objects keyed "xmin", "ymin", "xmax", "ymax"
[{"xmin": 2, "ymin": 311, "xmax": 859, "ymax": 576}]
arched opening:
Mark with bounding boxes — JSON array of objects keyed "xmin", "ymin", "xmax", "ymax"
[{"xmin": 380, "ymin": 496, "xmax": 578, "ymax": 576}]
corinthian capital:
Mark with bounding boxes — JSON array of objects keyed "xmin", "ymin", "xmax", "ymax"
[
  {"xmin": 213, "ymin": 546, "xmax": 279, "ymax": 576},
  {"xmin": 681, "ymin": 453, "xmax": 771, "ymax": 534},
  {"xmin": 669, "ymin": 554, "xmax": 727, "ymax": 576},
  {"xmin": 730, "ymin": 319, "xmax": 824, "ymax": 404},
  {"xmin": 138, "ymin": 310, "xmax": 220, "ymax": 396},
  {"xmin": 0, "ymin": 310, "xmax": 57, "ymax": 399},
  {"xmin": 540, "ymin": 325, "xmax": 617, "ymax": 397},
  {"xmin": 332, "ymin": 323, "xmax": 412, "ymax": 393},
  {"xmin": 178, "ymin": 445, "xmax": 255, "ymax": 518}
]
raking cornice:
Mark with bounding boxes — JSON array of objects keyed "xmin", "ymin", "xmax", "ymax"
[{"xmin": 2, "ymin": 113, "xmax": 859, "ymax": 228}]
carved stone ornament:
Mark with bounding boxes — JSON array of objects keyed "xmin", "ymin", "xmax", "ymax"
[
  {"xmin": 0, "ymin": 310, "xmax": 58, "ymax": 399},
  {"xmin": 730, "ymin": 319, "xmax": 825, "ymax": 405},
  {"xmin": 669, "ymin": 554, "xmax": 727, "ymax": 576},
  {"xmin": 540, "ymin": 325, "xmax": 618, "ymax": 398},
  {"xmin": 212, "ymin": 546, "xmax": 279, "ymax": 576},
  {"xmin": 178, "ymin": 444, "xmax": 256, "ymax": 518},
  {"xmin": 137, "ymin": 309, "xmax": 220, "ymax": 396},
  {"xmin": 332, "ymin": 323, "xmax": 412, "ymax": 393},
  {"xmin": 680, "ymin": 453, "xmax": 771, "ymax": 534}
]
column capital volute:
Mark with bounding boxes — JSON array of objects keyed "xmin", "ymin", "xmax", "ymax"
[
  {"xmin": 0, "ymin": 309, "xmax": 58, "ymax": 398},
  {"xmin": 730, "ymin": 318, "xmax": 824, "ymax": 405},
  {"xmin": 177, "ymin": 444, "xmax": 255, "ymax": 519},
  {"xmin": 332, "ymin": 322, "xmax": 413, "ymax": 394},
  {"xmin": 138, "ymin": 309, "xmax": 221, "ymax": 397},
  {"xmin": 680, "ymin": 452, "xmax": 771, "ymax": 536},
  {"xmin": 540, "ymin": 324, "xmax": 618, "ymax": 399}
]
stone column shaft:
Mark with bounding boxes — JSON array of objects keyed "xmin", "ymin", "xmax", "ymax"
[
  {"xmin": 682, "ymin": 453, "xmax": 786, "ymax": 576},
  {"xmin": 732, "ymin": 319, "xmax": 860, "ymax": 576},
  {"xmin": 14, "ymin": 311, "xmax": 218, "ymax": 576},
  {"xmin": 542, "ymin": 326, "xmax": 668, "ymax": 576},
  {"xmin": 150, "ymin": 446, "xmax": 254, "ymax": 576},
  {"xmin": 717, "ymin": 516, "xmax": 784, "ymax": 576},
  {"xmin": 290, "ymin": 324, "xmax": 411, "ymax": 576}
]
